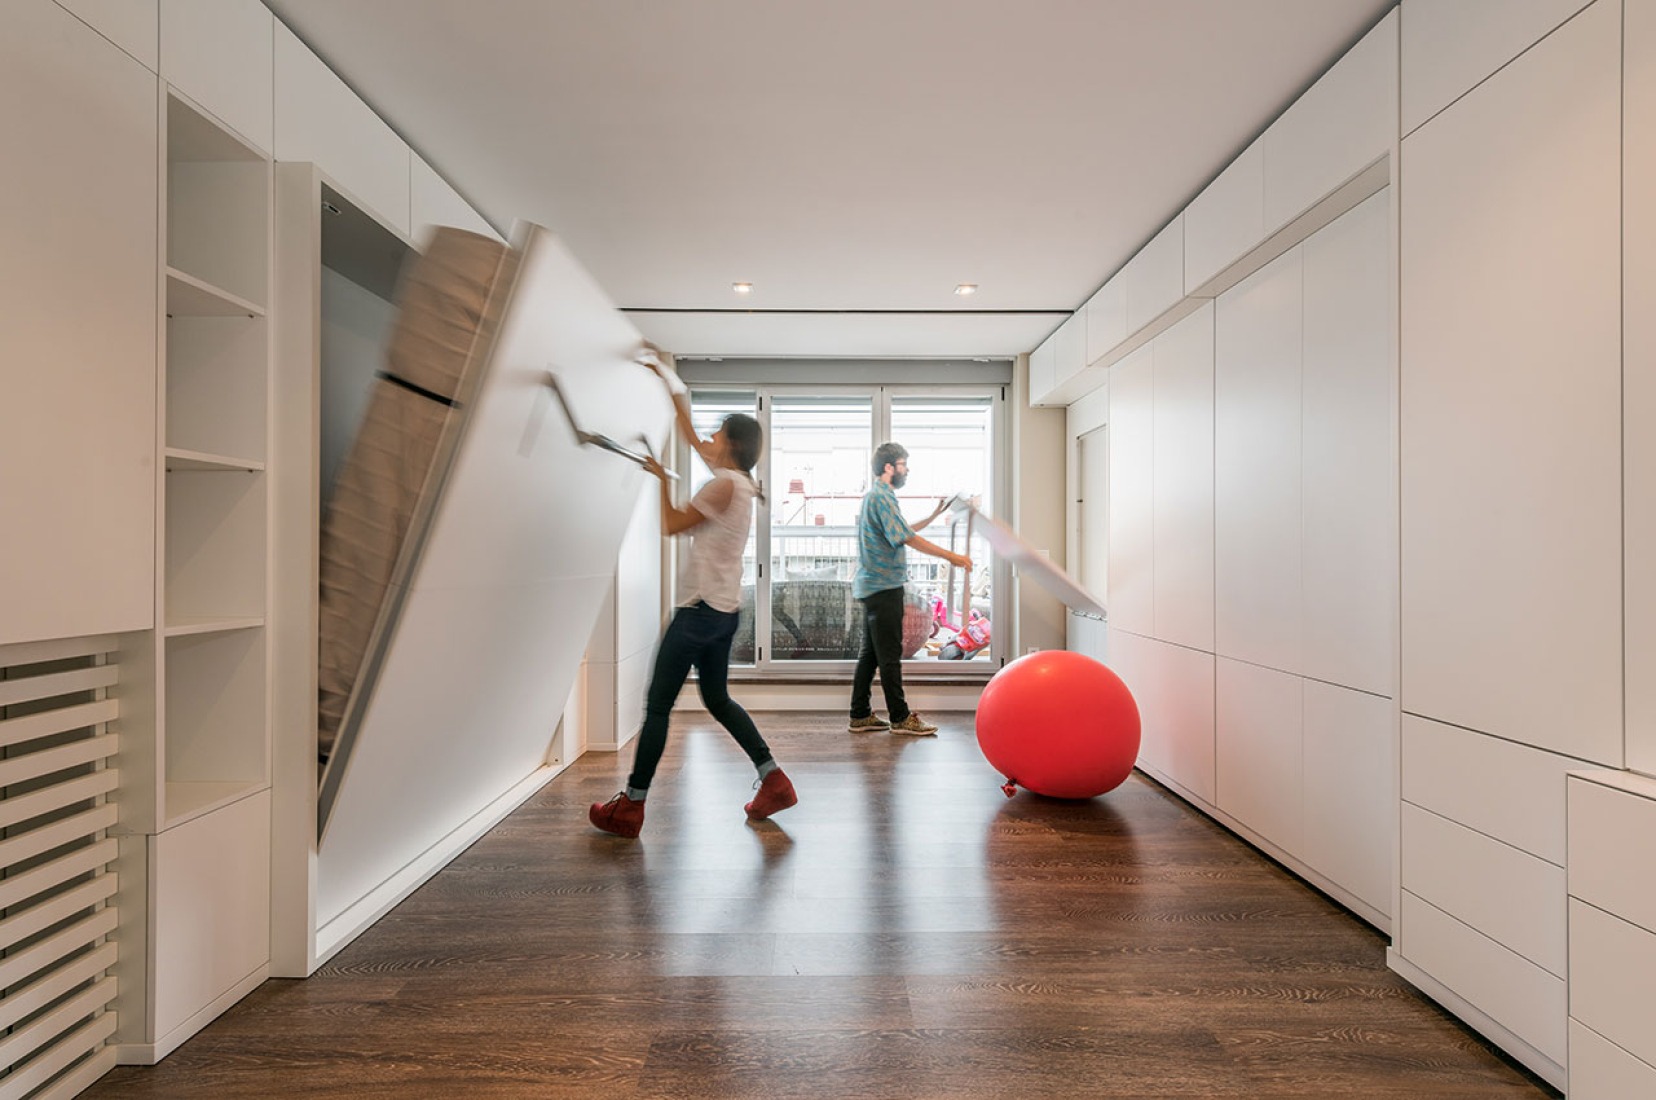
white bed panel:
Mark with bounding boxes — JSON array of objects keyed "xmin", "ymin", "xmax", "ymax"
[{"xmin": 317, "ymin": 227, "xmax": 669, "ymax": 926}]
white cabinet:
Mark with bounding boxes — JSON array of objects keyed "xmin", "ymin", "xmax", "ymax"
[
  {"xmin": 147, "ymin": 790, "xmax": 270, "ymax": 1051},
  {"xmin": 1130, "ymin": 635, "xmax": 1216, "ymax": 807},
  {"xmin": 1399, "ymin": 0, "xmax": 1621, "ymax": 764},
  {"xmin": 1567, "ymin": 773, "xmax": 1656, "ymax": 1095},
  {"xmin": 1124, "ymin": 216, "xmax": 1184, "ymax": 335},
  {"xmin": 56, "ymin": 0, "xmax": 159, "ymax": 70},
  {"xmin": 1400, "ymin": 0, "xmax": 1595, "ymax": 135},
  {"xmin": 1571, "ymin": 1020, "xmax": 1656, "ymax": 1099},
  {"xmin": 0, "ymin": 0, "xmax": 158, "ymax": 646},
  {"xmin": 1625, "ymin": 0, "xmax": 1656, "ymax": 777},
  {"xmin": 412, "ymin": 154, "xmax": 502, "ymax": 244},
  {"xmin": 1303, "ymin": 681, "xmax": 1394, "ymax": 918},
  {"xmin": 1401, "ymin": 715, "xmax": 1579, "ymax": 866},
  {"xmin": 1401, "ymin": 803, "xmax": 1565, "ymax": 976},
  {"xmin": 1028, "ymin": 334, "xmax": 1057, "ymax": 406},
  {"xmin": 1053, "ymin": 312, "xmax": 1086, "ymax": 390},
  {"xmin": 1300, "ymin": 191, "xmax": 1392, "ymax": 697},
  {"xmin": 1184, "ymin": 144, "xmax": 1264, "ymax": 295},
  {"xmin": 1106, "ymin": 346, "xmax": 1154, "ymax": 636},
  {"xmin": 1083, "ymin": 276, "xmax": 1126, "ymax": 364},
  {"xmin": 1214, "ymin": 249, "xmax": 1302, "ymax": 675},
  {"xmin": 1262, "ymin": 12, "xmax": 1396, "ymax": 234},
  {"xmin": 1150, "ymin": 304, "xmax": 1214, "ymax": 652},
  {"xmin": 1398, "ymin": 891, "xmax": 1567, "ymax": 1067},
  {"xmin": 160, "ymin": 0, "xmax": 273, "ymax": 154},
  {"xmin": 274, "ymin": 23, "xmax": 411, "ymax": 236},
  {"xmin": 115, "ymin": 85, "xmax": 274, "ymax": 1066},
  {"xmin": 1570, "ymin": 901, "xmax": 1656, "ymax": 1070},
  {"xmin": 1215, "ymin": 658, "xmax": 1302, "ymax": 854}
]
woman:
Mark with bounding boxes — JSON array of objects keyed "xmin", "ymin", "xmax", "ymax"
[{"xmin": 589, "ymin": 361, "xmax": 795, "ymax": 837}]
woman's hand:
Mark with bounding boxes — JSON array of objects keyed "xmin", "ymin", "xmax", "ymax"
[{"xmin": 643, "ymin": 454, "xmax": 669, "ymax": 481}]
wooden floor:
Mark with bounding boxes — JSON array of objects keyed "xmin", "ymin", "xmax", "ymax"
[{"xmin": 89, "ymin": 713, "xmax": 1559, "ymax": 1099}]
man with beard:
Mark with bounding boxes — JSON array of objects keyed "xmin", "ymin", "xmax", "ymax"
[{"xmin": 848, "ymin": 442, "xmax": 971, "ymax": 736}]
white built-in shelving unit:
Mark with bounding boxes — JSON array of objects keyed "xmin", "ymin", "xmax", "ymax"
[{"xmin": 114, "ymin": 87, "xmax": 274, "ymax": 1066}]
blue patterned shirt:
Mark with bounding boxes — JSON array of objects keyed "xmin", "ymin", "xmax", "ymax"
[{"xmin": 853, "ymin": 480, "xmax": 914, "ymax": 599}]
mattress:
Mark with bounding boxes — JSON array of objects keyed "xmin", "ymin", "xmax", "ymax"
[{"xmin": 316, "ymin": 228, "xmax": 517, "ymax": 757}]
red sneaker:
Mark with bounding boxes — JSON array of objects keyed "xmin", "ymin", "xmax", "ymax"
[
  {"xmin": 589, "ymin": 792, "xmax": 644, "ymax": 837},
  {"xmin": 744, "ymin": 769, "xmax": 798, "ymax": 820}
]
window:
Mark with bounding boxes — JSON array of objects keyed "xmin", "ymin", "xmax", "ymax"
[{"xmin": 682, "ymin": 383, "xmax": 1007, "ymax": 675}]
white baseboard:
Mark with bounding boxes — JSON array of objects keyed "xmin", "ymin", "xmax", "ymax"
[
  {"xmin": 314, "ymin": 763, "xmax": 563, "ymax": 965},
  {"xmin": 115, "ymin": 964, "xmax": 269, "ymax": 1065},
  {"xmin": 1387, "ymin": 949, "xmax": 1566, "ymax": 1090}
]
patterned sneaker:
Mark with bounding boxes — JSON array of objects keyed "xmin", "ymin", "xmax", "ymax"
[
  {"xmin": 589, "ymin": 792, "xmax": 645, "ymax": 837},
  {"xmin": 745, "ymin": 769, "xmax": 798, "ymax": 820},
  {"xmin": 890, "ymin": 713, "xmax": 938, "ymax": 736},
  {"xmin": 848, "ymin": 714, "xmax": 891, "ymax": 732}
]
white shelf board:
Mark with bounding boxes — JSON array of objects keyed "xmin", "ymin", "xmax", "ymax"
[
  {"xmin": 165, "ymin": 448, "xmax": 264, "ymax": 473},
  {"xmin": 163, "ymin": 779, "xmax": 269, "ymax": 831},
  {"xmin": 163, "ymin": 617, "xmax": 265, "ymax": 639},
  {"xmin": 165, "ymin": 267, "xmax": 265, "ymax": 318}
]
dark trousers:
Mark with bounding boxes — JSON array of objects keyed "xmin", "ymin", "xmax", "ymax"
[
  {"xmin": 850, "ymin": 587, "xmax": 909, "ymax": 723},
  {"xmin": 628, "ymin": 601, "xmax": 772, "ymax": 792}
]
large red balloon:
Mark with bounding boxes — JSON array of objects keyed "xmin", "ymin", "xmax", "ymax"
[{"xmin": 975, "ymin": 650, "xmax": 1141, "ymax": 799}]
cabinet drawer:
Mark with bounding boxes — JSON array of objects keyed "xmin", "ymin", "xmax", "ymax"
[
  {"xmin": 1401, "ymin": 715, "xmax": 1577, "ymax": 864},
  {"xmin": 1568, "ymin": 773, "xmax": 1656, "ymax": 933},
  {"xmin": 1399, "ymin": 891, "xmax": 1565, "ymax": 1065},
  {"xmin": 1570, "ymin": 899, "xmax": 1656, "ymax": 1069},
  {"xmin": 1570, "ymin": 1020, "xmax": 1656, "ymax": 1100},
  {"xmin": 1400, "ymin": 803, "xmax": 1564, "ymax": 976}
]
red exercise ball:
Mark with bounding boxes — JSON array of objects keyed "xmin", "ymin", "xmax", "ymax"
[{"xmin": 975, "ymin": 650, "xmax": 1141, "ymax": 799}]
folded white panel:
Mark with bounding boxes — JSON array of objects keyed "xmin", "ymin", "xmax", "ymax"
[{"xmin": 316, "ymin": 227, "xmax": 669, "ymax": 927}]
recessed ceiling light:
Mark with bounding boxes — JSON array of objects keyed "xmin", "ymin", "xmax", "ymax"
[
  {"xmin": 954, "ymin": 284, "xmax": 978, "ymax": 296},
  {"xmin": 732, "ymin": 282, "xmax": 753, "ymax": 294}
]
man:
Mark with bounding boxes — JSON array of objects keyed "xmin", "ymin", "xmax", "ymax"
[{"xmin": 849, "ymin": 442, "xmax": 971, "ymax": 736}]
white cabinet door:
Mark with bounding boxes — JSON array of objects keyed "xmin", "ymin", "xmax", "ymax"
[
  {"xmin": 1301, "ymin": 190, "xmax": 1393, "ymax": 697},
  {"xmin": 1184, "ymin": 144, "xmax": 1264, "ymax": 295},
  {"xmin": 1400, "ymin": 0, "xmax": 1595, "ymax": 135},
  {"xmin": 1214, "ymin": 249, "xmax": 1302, "ymax": 675},
  {"xmin": 1151, "ymin": 304, "xmax": 1214, "ymax": 653},
  {"xmin": 0, "ymin": 0, "xmax": 157, "ymax": 645},
  {"xmin": 1570, "ymin": 900, "xmax": 1656, "ymax": 1070},
  {"xmin": 1084, "ymin": 276, "xmax": 1127, "ymax": 364},
  {"xmin": 1568, "ymin": 775, "xmax": 1656, "ymax": 937},
  {"xmin": 1215, "ymin": 658, "xmax": 1302, "ymax": 854},
  {"xmin": 1303, "ymin": 681, "xmax": 1394, "ymax": 918},
  {"xmin": 1571, "ymin": 1021, "xmax": 1656, "ymax": 1100},
  {"xmin": 1262, "ymin": 12, "xmax": 1396, "ymax": 234},
  {"xmin": 1399, "ymin": 0, "xmax": 1621, "ymax": 765},
  {"xmin": 160, "ymin": 0, "xmax": 272, "ymax": 153},
  {"xmin": 57, "ymin": 0, "xmax": 158, "ymax": 70},
  {"xmin": 274, "ymin": 23, "xmax": 411, "ymax": 235},
  {"xmin": 1053, "ymin": 313, "xmax": 1086, "ymax": 389},
  {"xmin": 1106, "ymin": 346, "xmax": 1154, "ymax": 637},
  {"xmin": 1125, "ymin": 216, "xmax": 1184, "ymax": 335},
  {"xmin": 1626, "ymin": 0, "xmax": 1656, "ymax": 777}
]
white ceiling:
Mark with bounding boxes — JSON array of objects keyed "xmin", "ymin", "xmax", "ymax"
[{"xmin": 265, "ymin": 0, "xmax": 1395, "ymax": 360}]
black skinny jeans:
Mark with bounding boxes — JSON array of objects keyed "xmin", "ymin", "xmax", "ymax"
[
  {"xmin": 850, "ymin": 586, "xmax": 909, "ymax": 723},
  {"xmin": 627, "ymin": 601, "xmax": 772, "ymax": 792}
]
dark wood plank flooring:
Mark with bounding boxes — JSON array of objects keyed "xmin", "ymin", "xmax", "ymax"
[{"xmin": 87, "ymin": 713, "xmax": 1560, "ymax": 1098}]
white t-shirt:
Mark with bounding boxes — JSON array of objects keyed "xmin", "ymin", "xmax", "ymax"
[{"xmin": 677, "ymin": 467, "xmax": 754, "ymax": 613}]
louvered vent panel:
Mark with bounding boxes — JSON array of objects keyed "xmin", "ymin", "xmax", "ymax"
[{"xmin": 0, "ymin": 637, "xmax": 120, "ymax": 1100}]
